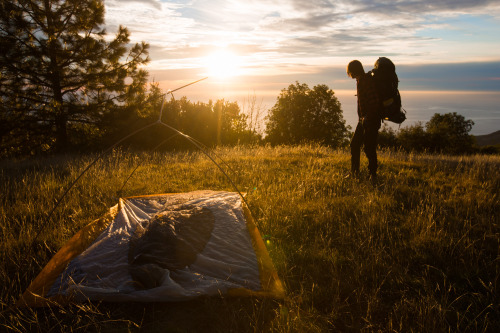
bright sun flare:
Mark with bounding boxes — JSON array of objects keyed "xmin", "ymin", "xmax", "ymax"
[{"xmin": 204, "ymin": 50, "xmax": 241, "ymax": 79}]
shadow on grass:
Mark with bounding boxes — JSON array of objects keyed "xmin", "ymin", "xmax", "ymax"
[{"xmin": 3, "ymin": 297, "xmax": 282, "ymax": 332}]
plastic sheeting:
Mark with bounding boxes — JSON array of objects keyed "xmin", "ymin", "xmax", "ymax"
[{"xmin": 18, "ymin": 191, "xmax": 284, "ymax": 306}]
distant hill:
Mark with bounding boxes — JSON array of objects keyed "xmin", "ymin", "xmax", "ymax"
[{"xmin": 474, "ymin": 130, "xmax": 500, "ymax": 146}]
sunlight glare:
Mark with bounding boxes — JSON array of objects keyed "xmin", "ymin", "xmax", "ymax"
[{"xmin": 204, "ymin": 50, "xmax": 241, "ymax": 79}]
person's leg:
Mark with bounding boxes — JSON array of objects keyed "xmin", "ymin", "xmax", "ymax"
[
  {"xmin": 350, "ymin": 122, "xmax": 364, "ymax": 175},
  {"xmin": 363, "ymin": 125, "xmax": 379, "ymax": 178}
]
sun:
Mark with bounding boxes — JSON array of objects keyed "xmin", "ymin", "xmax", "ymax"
[{"xmin": 204, "ymin": 50, "xmax": 242, "ymax": 79}]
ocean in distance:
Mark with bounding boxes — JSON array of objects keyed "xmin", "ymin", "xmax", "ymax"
[
  {"xmin": 183, "ymin": 88, "xmax": 498, "ymax": 136},
  {"xmin": 336, "ymin": 90, "xmax": 500, "ymax": 135}
]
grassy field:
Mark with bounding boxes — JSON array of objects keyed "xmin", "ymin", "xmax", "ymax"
[{"xmin": 0, "ymin": 145, "xmax": 499, "ymax": 332}]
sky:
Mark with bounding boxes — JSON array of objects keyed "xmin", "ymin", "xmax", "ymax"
[{"xmin": 103, "ymin": 0, "xmax": 500, "ymax": 134}]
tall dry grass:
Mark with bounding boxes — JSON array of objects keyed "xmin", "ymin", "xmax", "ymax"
[{"xmin": 1, "ymin": 145, "xmax": 499, "ymax": 332}]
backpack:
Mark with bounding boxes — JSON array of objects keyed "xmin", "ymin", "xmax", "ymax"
[{"xmin": 371, "ymin": 57, "xmax": 406, "ymax": 124}]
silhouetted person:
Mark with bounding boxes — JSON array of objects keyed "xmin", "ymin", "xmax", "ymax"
[{"xmin": 347, "ymin": 60, "xmax": 381, "ymax": 181}]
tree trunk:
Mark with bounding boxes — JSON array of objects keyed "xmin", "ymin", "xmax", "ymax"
[
  {"xmin": 55, "ymin": 114, "xmax": 68, "ymax": 152},
  {"xmin": 44, "ymin": 0, "xmax": 68, "ymax": 152}
]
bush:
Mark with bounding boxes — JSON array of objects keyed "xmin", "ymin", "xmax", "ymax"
[
  {"xmin": 378, "ymin": 124, "xmax": 399, "ymax": 149},
  {"xmin": 426, "ymin": 112, "xmax": 475, "ymax": 154},
  {"xmin": 381, "ymin": 113, "xmax": 477, "ymax": 154},
  {"xmin": 397, "ymin": 122, "xmax": 430, "ymax": 152}
]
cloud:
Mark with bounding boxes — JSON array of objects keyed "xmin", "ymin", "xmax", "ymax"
[
  {"xmin": 397, "ymin": 61, "xmax": 500, "ymax": 91},
  {"xmin": 346, "ymin": 0, "xmax": 500, "ymax": 15},
  {"xmin": 102, "ymin": 0, "xmax": 500, "ymax": 88},
  {"xmin": 120, "ymin": 0, "xmax": 163, "ymax": 10}
]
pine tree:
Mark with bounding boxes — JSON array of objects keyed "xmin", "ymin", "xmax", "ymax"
[{"xmin": 0, "ymin": 0, "xmax": 150, "ymax": 154}]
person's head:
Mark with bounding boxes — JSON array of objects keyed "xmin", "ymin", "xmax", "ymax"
[{"xmin": 347, "ymin": 60, "xmax": 365, "ymax": 79}]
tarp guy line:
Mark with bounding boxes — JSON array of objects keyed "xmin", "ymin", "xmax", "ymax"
[
  {"xmin": 118, "ymin": 133, "xmax": 180, "ymax": 193},
  {"xmin": 24, "ymin": 77, "xmax": 255, "ymax": 283}
]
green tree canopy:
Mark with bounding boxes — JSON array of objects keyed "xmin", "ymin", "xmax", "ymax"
[
  {"xmin": 134, "ymin": 97, "xmax": 261, "ymax": 150},
  {"xmin": 397, "ymin": 122, "xmax": 431, "ymax": 152},
  {"xmin": 378, "ymin": 112, "xmax": 477, "ymax": 154},
  {"xmin": 265, "ymin": 82, "xmax": 349, "ymax": 147},
  {"xmin": 426, "ymin": 112, "xmax": 475, "ymax": 154},
  {"xmin": 0, "ymin": 0, "xmax": 150, "ymax": 155}
]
